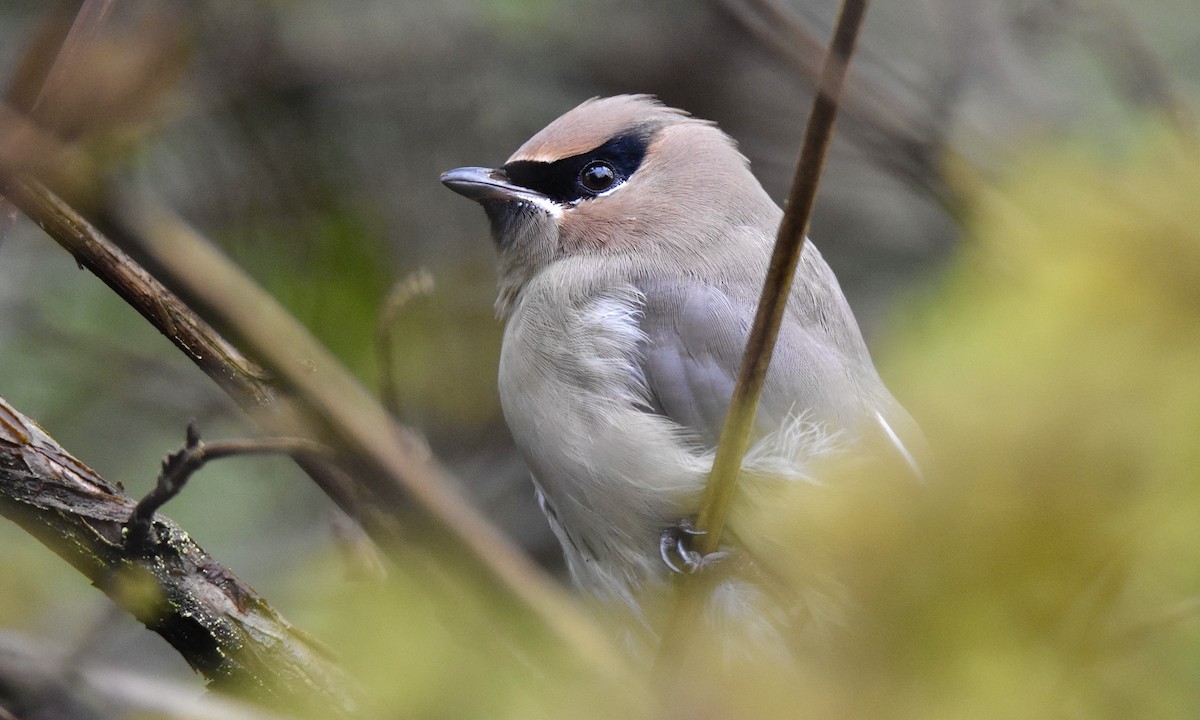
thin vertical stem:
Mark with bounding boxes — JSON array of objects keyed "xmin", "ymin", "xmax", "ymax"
[{"xmin": 658, "ymin": 0, "xmax": 872, "ymax": 668}]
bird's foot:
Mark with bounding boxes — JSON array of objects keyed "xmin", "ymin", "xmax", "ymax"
[{"xmin": 659, "ymin": 519, "xmax": 729, "ymax": 574}]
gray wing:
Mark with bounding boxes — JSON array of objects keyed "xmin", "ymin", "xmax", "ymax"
[
  {"xmin": 635, "ymin": 278, "xmax": 870, "ymax": 449},
  {"xmin": 634, "ymin": 275, "xmax": 924, "ymax": 477}
]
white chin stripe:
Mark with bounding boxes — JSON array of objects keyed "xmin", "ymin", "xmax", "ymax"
[{"xmin": 522, "ymin": 194, "xmax": 564, "ymax": 218}]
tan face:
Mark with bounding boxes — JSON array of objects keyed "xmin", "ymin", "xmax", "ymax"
[
  {"xmin": 441, "ymin": 96, "xmax": 779, "ymax": 302},
  {"xmin": 443, "ymin": 96, "xmax": 680, "ymax": 252}
]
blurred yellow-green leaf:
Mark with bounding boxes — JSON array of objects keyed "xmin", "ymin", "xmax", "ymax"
[{"xmin": 761, "ymin": 120, "xmax": 1200, "ymax": 719}]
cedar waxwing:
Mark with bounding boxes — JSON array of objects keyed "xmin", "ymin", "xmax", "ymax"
[{"xmin": 442, "ymin": 95, "xmax": 921, "ymax": 647}]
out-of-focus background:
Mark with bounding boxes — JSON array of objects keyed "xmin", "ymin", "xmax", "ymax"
[{"xmin": 1, "ymin": 0, "xmax": 1198, "ymax": 717}]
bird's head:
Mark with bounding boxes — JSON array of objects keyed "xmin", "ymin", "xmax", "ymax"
[{"xmin": 442, "ymin": 95, "xmax": 778, "ymax": 313}]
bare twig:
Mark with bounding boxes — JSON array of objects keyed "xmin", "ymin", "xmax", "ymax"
[
  {"xmin": 0, "ymin": 178, "xmax": 273, "ymax": 400},
  {"xmin": 375, "ymin": 268, "xmax": 435, "ymax": 417},
  {"xmin": 1069, "ymin": 0, "xmax": 1195, "ymax": 138},
  {"xmin": 0, "ymin": 102, "xmax": 90, "ymax": 240},
  {"xmin": 697, "ymin": 0, "xmax": 869, "ymax": 556},
  {"xmin": 126, "ymin": 421, "xmax": 329, "ymax": 547},
  {"xmin": 0, "ymin": 0, "xmax": 114, "ymax": 246},
  {"xmin": 27, "ymin": 0, "xmax": 118, "ymax": 120},
  {"xmin": 0, "ymin": 630, "xmax": 289, "ymax": 720},
  {"xmin": 659, "ymin": 0, "xmax": 870, "ymax": 666},
  {"xmin": 0, "ymin": 396, "xmax": 359, "ymax": 716},
  {"xmin": 709, "ymin": 0, "xmax": 948, "ymax": 199},
  {"xmin": 711, "ymin": 0, "xmax": 824, "ymax": 71}
]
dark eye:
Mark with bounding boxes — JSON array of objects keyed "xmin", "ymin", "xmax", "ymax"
[{"xmin": 579, "ymin": 161, "xmax": 617, "ymax": 194}]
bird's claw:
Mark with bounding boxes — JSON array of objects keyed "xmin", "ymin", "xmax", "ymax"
[{"xmin": 659, "ymin": 519, "xmax": 726, "ymax": 574}]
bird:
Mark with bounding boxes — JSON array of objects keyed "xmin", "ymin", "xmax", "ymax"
[{"xmin": 441, "ymin": 95, "xmax": 921, "ymax": 650}]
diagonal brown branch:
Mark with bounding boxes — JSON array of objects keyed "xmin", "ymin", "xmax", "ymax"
[
  {"xmin": 0, "ymin": 175, "xmax": 364, "ymax": 521},
  {"xmin": 27, "ymin": 0, "xmax": 118, "ymax": 120},
  {"xmin": 0, "ymin": 629, "xmax": 288, "ymax": 720},
  {"xmin": 0, "ymin": 396, "xmax": 359, "ymax": 716}
]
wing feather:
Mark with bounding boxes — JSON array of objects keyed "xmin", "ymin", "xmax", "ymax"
[{"xmin": 632, "ymin": 276, "xmax": 923, "ymax": 478}]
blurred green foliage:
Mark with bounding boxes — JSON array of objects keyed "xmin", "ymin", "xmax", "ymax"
[
  {"xmin": 221, "ymin": 204, "xmax": 391, "ymax": 381},
  {"xmin": 472, "ymin": 0, "xmax": 561, "ymax": 36},
  {"xmin": 737, "ymin": 121, "xmax": 1200, "ymax": 718},
  {"xmin": 287, "ymin": 553, "xmax": 639, "ymax": 720}
]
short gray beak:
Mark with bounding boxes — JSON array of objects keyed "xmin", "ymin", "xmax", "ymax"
[{"xmin": 440, "ymin": 166, "xmax": 544, "ymax": 204}]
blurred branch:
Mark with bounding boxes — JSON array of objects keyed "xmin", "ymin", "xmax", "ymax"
[
  {"xmin": 711, "ymin": 0, "xmax": 824, "ymax": 70},
  {"xmin": 0, "ymin": 103, "xmax": 86, "ymax": 196},
  {"xmin": 0, "ymin": 177, "xmax": 272, "ymax": 399},
  {"xmin": 713, "ymin": 0, "xmax": 1197, "ymax": 204},
  {"xmin": 26, "ymin": 0, "xmax": 117, "ymax": 120},
  {"xmin": 1040, "ymin": 0, "xmax": 1195, "ymax": 138},
  {"xmin": 709, "ymin": 0, "xmax": 952, "ymax": 200},
  {"xmin": 375, "ymin": 268, "xmax": 436, "ymax": 418},
  {"xmin": 1, "ymin": 1, "xmax": 185, "ymax": 240},
  {"xmin": 0, "ymin": 630, "xmax": 287, "ymax": 720},
  {"xmin": 661, "ymin": 0, "xmax": 869, "ymax": 669},
  {"xmin": 0, "ymin": 396, "xmax": 359, "ymax": 716}
]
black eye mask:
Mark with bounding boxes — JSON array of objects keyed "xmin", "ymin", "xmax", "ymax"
[{"xmin": 501, "ymin": 130, "xmax": 652, "ymax": 204}]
